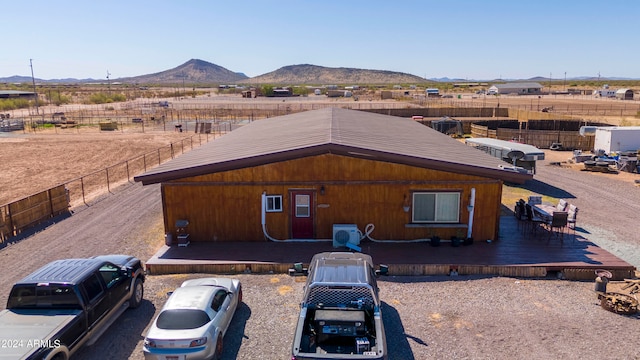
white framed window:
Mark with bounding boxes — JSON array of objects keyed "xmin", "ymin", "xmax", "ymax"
[
  {"xmin": 265, "ymin": 195, "xmax": 283, "ymax": 212},
  {"xmin": 412, "ymin": 192, "xmax": 460, "ymax": 223}
]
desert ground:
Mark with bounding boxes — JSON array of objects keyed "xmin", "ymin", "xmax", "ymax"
[
  {"xmin": 1, "ymin": 94, "xmax": 640, "ymax": 359},
  {"xmin": 0, "ymin": 131, "xmax": 194, "ymax": 205}
]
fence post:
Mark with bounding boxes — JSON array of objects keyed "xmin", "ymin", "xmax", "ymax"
[
  {"xmin": 48, "ymin": 188, "xmax": 54, "ymax": 218},
  {"xmin": 7, "ymin": 203, "xmax": 15, "ymax": 237},
  {"xmin": 126, "ymin": 160, "xmax": 130, "ymax": 182},
  {"xmin": 106, "ymin": 168, "xmax": 111, "ymax": 193},
  {"xmin": 81, "ymin": 177, "xmax": 87, "ymax": 206}
]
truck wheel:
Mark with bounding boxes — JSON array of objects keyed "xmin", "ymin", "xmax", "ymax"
[{"xmin": 129, "ymin": 278, "xmax": 144, "ymax": 309}]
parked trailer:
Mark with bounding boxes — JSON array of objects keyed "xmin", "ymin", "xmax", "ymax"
[
  {"xmin": 465, "ymin": 138, "xmax": 545, "ymax": 174},
  {"xmin": 593, "ymin": 126, "xmax": 640, "ymax": 154}
]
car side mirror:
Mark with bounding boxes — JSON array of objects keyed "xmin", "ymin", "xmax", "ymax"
[{"xmin": 375, "ymin": 264, "xmax": 389, "ymax": 277}]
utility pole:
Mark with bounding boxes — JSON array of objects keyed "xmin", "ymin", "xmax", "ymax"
[
  {"xmin": 106, "ymin": 70, "xmax": 111, "ymax": 94},
  {"xmin": 29, "ymin": 59, "xmax": 39, "ymax": 115},
  {"xmin": 181, "ymin": 73, "xmax": 186, "ymax": 97}
]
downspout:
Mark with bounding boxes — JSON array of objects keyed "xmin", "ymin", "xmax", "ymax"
[
  {"xmin": 261, "ymin": 191, "xmax": 281, "ymax": 242},
  {"xmin": 467, "ymin": 188, "xmax": 476, "ymax": 239}
]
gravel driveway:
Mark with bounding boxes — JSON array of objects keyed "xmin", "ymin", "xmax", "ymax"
[{"xmin": 1, "ymin": 151, "xmax": 639, "ymax": 360}]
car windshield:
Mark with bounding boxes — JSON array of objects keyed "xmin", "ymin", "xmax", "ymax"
[
  {"xmin": 7, "ymin": 284, "xmax": 81, "ymax": 309},
  {"xmin": 156, "ymin": 309, "xmax": 211, "ymax": 330}
]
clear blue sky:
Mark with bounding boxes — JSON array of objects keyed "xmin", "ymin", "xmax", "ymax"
[{"xmin": 2, "ymin": 0, "xmax": 638, "ymax": 81}]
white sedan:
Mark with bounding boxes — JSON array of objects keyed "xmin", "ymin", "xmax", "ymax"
[{"xmin": 143, "ymin": 277, "xmax": 242, "ymax": 360}]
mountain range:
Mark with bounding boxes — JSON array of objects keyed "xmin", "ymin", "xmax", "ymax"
[{"xmin": 0, "ymin": 59, "xmax": 633, "ymax": 85}]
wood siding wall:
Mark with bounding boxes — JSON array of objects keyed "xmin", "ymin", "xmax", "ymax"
[{"xmin": 161, "ymin": 154, "xmax": 502, "ymax": 243}]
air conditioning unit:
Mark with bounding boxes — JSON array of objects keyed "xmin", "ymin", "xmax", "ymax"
[{"xmin": 332, "ymin": 224, "xmax": 361, "ymax": 249}]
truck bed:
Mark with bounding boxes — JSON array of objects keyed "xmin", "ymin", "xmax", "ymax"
[
  {"xmin": 0, "ymin": 309, "xmax": 80, "ymax": 359},
  {"xmin": 294, "ymin": 307, "xmax": 382, "ymax": 359}
]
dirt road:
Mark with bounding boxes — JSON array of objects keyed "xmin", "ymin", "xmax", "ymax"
[{"xmin": 0, "ymin": 183, "xmax": 164, "ymax": 307}]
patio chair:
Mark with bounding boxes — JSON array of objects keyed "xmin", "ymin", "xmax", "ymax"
[
  {"xmin": 514, "ymin": 199, "xmax": 526, "ymax": 229},
  {"xmin": 567, "ymin": 204, "xmax": 578, "ymax": 237},
  {"xmin": 524, "ymin": 203, "xmax": 546, "ymax": 237},
  {"xmin": 546, "ymin": 211, "xmax": 568, "ymax": 243},
  {"xmin": 556, "ymin": 199, "xmax": 568, "ymax": 212}
]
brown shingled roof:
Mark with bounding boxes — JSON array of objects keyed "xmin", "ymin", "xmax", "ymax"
[{"xmin": 134, "ymin": 107, "xmax": 531, "ymax": 185}]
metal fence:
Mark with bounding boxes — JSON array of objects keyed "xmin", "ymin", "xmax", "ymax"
[{"xmin": 0, "ymin": 132, "xmax": 219, "ymax": 243}]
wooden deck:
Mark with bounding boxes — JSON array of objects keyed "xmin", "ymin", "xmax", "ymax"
[{"xmin": 146, "ymin": 216, "xmax": 636, "ymax": 280}]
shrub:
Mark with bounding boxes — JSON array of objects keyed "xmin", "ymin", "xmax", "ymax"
[
  {"xmin": 0, "ymin": 98, "xmax": 31, "ymax": 111},
  {"xmin": 261, "ymin": 85, "xmax": 274, "ymax": 97},
  {"xmin": 52, "ymin": 94, "xmax": 72, "ymax": 106},
  {"xmin": 87, "ymin": 92, "xmax": 127, "ymax": 104}
]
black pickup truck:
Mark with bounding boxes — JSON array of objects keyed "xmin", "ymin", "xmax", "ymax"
[{"xmin": 0, "ymin": 255, "xmax": 145, "ymax": 360}]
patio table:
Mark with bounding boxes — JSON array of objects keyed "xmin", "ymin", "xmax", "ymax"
[{"xmin": 533, "ymin": 204, "xmax": 557, "ymax": 221}]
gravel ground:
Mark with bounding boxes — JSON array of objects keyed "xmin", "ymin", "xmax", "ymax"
[
  {"xmin": 525, "ymin": 151, "xmax": 640, "ymax": 269},
  {"xmin": 76, "ymin": 273, "xmax": 640, "ymax": 360},
  {"xmin": 1, "ymin": 150, "xmax": 639, "ymax": 360}
]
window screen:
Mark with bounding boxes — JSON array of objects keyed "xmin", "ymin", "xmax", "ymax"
[
  {"xmin": 295, "ymin": 194, "xmax": 310, "ymax": 217},
  {"xmin": 412, "ymin": 192, "xmax": 460, "ymax": 223}
]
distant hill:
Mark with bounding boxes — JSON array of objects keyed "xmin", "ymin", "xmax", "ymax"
[
  {"xmin": 243, "ymin": 64, "xmax": 426, "ymax": 84},
  {"xmin": 117, "ymin": 59, "xmax": 248, "ymax": 84},
  {"xmin": 1, "ymin": 59, "xmax": 636, "ymax": 85},
  {"xmin": 0, "ymin": 75, "xmax": 95, "ymax": 84}
]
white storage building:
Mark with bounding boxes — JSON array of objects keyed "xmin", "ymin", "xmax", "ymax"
[
  {"xmin": 487, "ymin": 82, "xmax": 543, "ymax": 95},
  {"xmin": 593, "ymin": 126, "xmax": 640, "ymax": 154},
  {"xmin": 615, "ymin": 89, "xmax": 634, "ymax": 100}
]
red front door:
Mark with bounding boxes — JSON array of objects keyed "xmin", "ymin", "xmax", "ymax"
[{"xmin": 290, "ymin": 190, "xmax": 314, "ymax": 239}]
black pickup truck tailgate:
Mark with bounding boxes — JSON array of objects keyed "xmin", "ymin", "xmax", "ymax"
[{"xmin": 0, "ymin": 309, "xmax": 81, "ymax": 359}]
